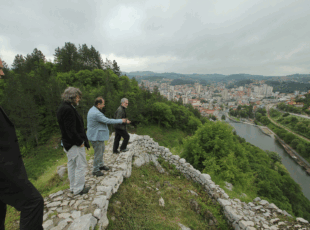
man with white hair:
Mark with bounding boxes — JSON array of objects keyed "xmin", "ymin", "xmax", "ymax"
[
  {"xmin": 57, "ymin": 87, "xmax": 91, "ymax": 195},
  {"xmin": 113, "ymin": 98, "xmax": 131, "ymax": 153}
]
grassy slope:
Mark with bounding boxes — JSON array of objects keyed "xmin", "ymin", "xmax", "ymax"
[
  {"xmin": 107, "ymin": 161, "xmax": 230, "ymax": 230},
  {"xmin": 5, "ymin": 130, "xmax": 231, "ymax": 230}
]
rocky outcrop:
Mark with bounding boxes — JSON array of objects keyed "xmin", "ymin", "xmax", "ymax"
[{"xmin": 42, "ymin": 133, "xmax": 310, "ymax": 230}]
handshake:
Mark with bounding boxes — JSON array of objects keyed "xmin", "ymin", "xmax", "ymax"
[{"xmin": 122, "ymin": 118, "xmax": 131, "ymax": 124}]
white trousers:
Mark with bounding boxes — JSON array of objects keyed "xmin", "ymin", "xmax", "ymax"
[{"xmin": 64, "ymin": 145, "xmax": 87, "ymax": 195}]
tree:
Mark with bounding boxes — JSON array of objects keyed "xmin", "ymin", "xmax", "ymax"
[
  {"xmin": 221, "ymin": 115, "xmax": 226, "ymax": 120},
  {"xmin": 54, "ymin": 42, "xmax": 80, "ymax": 72},
  {"xmin": 152, "ymin": 102, "xmax": 175, "ymax": 127},
  {"xmin": 24, "ymin": 48, "xmax": 46, "ymax": 73},
  {"xmin": 12, "ymin": 54, "xmax": 26, "ymax": 74},
  {"xmin": 112, "ymin": 60, "xmax": 121, "ymax": 77},
  {"xmin": 284, "ymin": 133, "xmax": 295, "ymax": 144},
  {"xmin": 78, "ymin": 44, "xmax": 104, "ymax": 70},
  {"xmin": 260, "ymin": 116, "xmax": 270, "ymax": 125}
]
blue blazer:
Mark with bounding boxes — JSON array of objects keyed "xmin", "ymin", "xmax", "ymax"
[{"xmin": 87, "ymin": 106, "xmax": 123, "ymax": 141}]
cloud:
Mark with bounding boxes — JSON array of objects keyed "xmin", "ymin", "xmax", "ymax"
[{"xmin": 1, "ymin": 0, "xmax": 310, "ymax": 75}]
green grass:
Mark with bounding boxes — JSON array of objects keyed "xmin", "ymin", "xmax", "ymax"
[{"xmin": 107, "ymin": 160, "xmax": 231, "ymax": 230}]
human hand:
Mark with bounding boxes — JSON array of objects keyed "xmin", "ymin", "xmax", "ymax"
[
  {"xmin": 122, "ymin": 119, "xmax": 127, "ymax": 123},
  {"xmin": 80, "ymin": 143, "xmax": 84, "ymax": 147},
  {"xmin": 127, "ymin": 120, "xmax": 131, "ymax": 124}
]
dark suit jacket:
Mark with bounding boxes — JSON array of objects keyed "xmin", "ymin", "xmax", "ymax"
[
  {"xmin": 114, "ymin": 106, "xmax": 127, "ymax": 131},
  {"xmin": 57, "ymin": 102, "xmax": 90, "ymax": 151},
  {"xmin": 0, "ymin": 106, "xmax": 29, "ymax": 194}
]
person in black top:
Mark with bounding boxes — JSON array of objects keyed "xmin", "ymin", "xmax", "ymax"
[
  {"xmin": 113, "ymin": 98, "xmax": 131, "ymax": 153},
  {"xmin": 56, "ymin": 87, "xmax": 91, "ymax": 195},
  {"xmin": 0, "ymin": 106, "xmax": 44, "ymax": 230}
]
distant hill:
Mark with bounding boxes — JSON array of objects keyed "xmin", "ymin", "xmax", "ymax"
[
  {"xmin": 124, "ymin": 71, "xmax": 310, "ymax": 84},
  {"xmin": 265, "ymin": 81, "xmax": 310, "ymax": 93}
]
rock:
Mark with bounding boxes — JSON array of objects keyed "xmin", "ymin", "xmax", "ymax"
[
  {"xmin": 259, "ymin": 200, "xmax": 269, "ymax": 206},
  {"xmin": 178, "ymin": 223, "xmax": 191, "ymax": 230},
  {"xmin": 253, "ymin": 197, "xmax": 261, "ymax": 202},
  {"xmin": 296, "ymin": 217, "xmax": 309, "ymax": 224},
  {"xmin": 51, "ymin": 218, "xmax": 72, "ymax": 230},
  {"xmin": 218, "ymin": 198, "xmax": 231, "ymax": 207},
  {"xmin": 96, "ymin": 186, "xmax": 113, "ymax": 199},
  {"xmin": 188, "ymin": 190, "xmax": 198, "ymax": 196},
  {"xmin": 46, "ymin": 201, "xmax": 61, "ymax": 208},
  {"xmin": 270, "ymin": 218, "xmax": 280, "ymax": 224},
  {"xmin": 67, "ymin": 214, "xmax": 97, "ymax": 230},
  {"xmin": 43, "ymin": 211, "xmax": 54, "ymax": 222},
  {"xmin": 224, "ymin": 182, "xmax": 233, "ymax": 191},
  {"xmin": 71, "ymin": 211, "xmax": 81, "ymax": 219},
  {"xmin": 58, "ymin": 213, "xmax": 71, "ymax": 219},
  {"xmin": 92, "ymin": 196, "xmax": 107, "ymax": 209},
  {"xmin": 239, "ymin": 220, "xmax": 254, "ymax": 229},
  {"xmin": 159, "ymin": 197, "xmax": 165, "ymax": 207},
  {"xmin": 189, "ymin": 199, "xmax": 200, "ymax": 214},
  {"xmin": 97, "ymin": 210, "xmax": 109, "ymax": 229},
  {"xmin": 93, "ymin": 209, "xmax": 102, "ymax": 220},
  {"xmin": 57, "ymin": 166, "xmax": 67, "ymax": 178},
  {"xmin": 267, "ymin": 203, "xmax": 278, "ymax": 210},
  {"xmin": 43, "ymin": 219, "xmax": 54, "ymax": 230},
  {"xmin": 49, "ymin": 191, "xmax": 64, "ymax": 199}
]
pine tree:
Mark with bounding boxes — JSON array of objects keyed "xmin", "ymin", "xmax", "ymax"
[{"xmin": 112, "ymin": 60, "xmax": 121, "ymax": 77}]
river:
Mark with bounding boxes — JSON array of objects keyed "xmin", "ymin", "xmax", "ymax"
[{"xmin": 226, "ymin": 120, "xmax": 310, "ymax": 200}]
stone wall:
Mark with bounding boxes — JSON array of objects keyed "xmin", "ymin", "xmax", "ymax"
[{"xmin": 42, "ymin": 133, "xmax": 310, "ymax": 230}]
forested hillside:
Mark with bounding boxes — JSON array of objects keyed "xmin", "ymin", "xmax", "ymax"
[{"xmin": 0, "ymin": 42, "xmax": 204, "ymax": 156}]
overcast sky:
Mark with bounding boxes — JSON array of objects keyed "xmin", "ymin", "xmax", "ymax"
[{"xmin": 1, "ymin": 0, "xmax": 309, "ymax": 76}]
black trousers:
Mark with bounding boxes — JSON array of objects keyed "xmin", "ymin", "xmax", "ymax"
[
  {"xmin": 113, "ymin": 129, "xmax": 130, "ymax": 152},
  {"xmin": 0, "ymin": 181, "xmax": 44, "ymax": 230}
]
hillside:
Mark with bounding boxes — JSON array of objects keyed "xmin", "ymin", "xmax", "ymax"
[{"xmin": 6, "ymin": 132, "xmax": 310, "ymax": 229}]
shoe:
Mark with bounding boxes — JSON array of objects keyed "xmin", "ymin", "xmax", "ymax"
[
  {"xmin": 92, "ymin": 171, "xmax": 104, "ymax": 177},
  {"xmin": 113, "ymin": 150, "xmax": 120, "ymax": 154},
  {"xmin": 78, "ymin": 186, "xmax": 91, "ymax": 195},
  {"xmin": 99, "ymin": 165, "xmax": 110, "ymax": 171},
  {"xmin": 120, "ymin": 148, "xmax": 129, "ymax": 152}
]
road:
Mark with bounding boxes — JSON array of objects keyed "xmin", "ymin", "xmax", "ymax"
[
  {"xmin": 276, "ymin": 109, "xmax": 310, "ymax": 120},
  {"xmin": 266, "ymin": 104, "xmax": 310, "ymax": 143}
]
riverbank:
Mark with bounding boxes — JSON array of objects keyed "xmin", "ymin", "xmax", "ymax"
[
  {"xmin": 228, "ymin": 121, "xmax": 310, "ymax": 201},
  {"xmin": 228, "ymin": 117, "xmax": 310, "ymax": 176}
]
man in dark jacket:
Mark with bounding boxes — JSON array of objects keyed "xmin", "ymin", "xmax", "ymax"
[
  {"xmin": 113, "ymin": 98, "xmax": 131, "ymax": 153},
  {"xmin": 0, "ymin": 106, "xmax": 44, "ymax": 229},
  {"xmin": 57, "ymin": 87, "xmax": 91, "ymax": 195}
]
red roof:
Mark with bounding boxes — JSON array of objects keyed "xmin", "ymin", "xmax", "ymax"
[{"xmin": 0, "ymin": 59, "xmax": 4, "ymax": 77}]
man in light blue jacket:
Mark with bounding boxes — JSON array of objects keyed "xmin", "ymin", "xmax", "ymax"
[{"xmin": 87, "ymin": 97, "xmax": 129, "ymax": 177}]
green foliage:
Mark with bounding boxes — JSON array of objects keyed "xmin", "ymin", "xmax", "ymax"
[
  {"xmin": 229, "ymin": 105, "xmax": 254, "ymax": 118},
  {"xmin": 181, "ymin": 122, "xmax": 310, "ymax": 221},
  {"xmin": 3, "ymin": 44, "xmax": 204, "ymax": 154}
]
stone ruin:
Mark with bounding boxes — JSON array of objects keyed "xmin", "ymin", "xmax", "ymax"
[{"xmin": 42, "ymin": 133, "xmax": 310, "ymax": 230}]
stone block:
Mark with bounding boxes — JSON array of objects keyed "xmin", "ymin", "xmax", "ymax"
[
  {"xmin": 92, "ymin": 196, "xmax": 107, "ymax": 209},
  {"xmin": 67, "ymin": 214, "xmax": 97, "ymax": 230},
  {"xmin": 96, "ymin": 186, "xmax": 113, "ymax": 199},
  {"xmin": 218, "ymin": 198, "xmax": 231, "ymax": 207},
  {"xmin": 296, "ymin": 217, "xmax": 309, "ymax": 224},
  {"xmin": 46, "ymin": 201, "xmax": 62, "ymax": 208},
  {"xmin": 43, "ymin": 219, "xmax": 54, "ymax": 230}
]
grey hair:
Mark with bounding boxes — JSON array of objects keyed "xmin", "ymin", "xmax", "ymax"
[
  {"xmin": 61, "ymin": 87, "xmax": 82, "ymax": 103},
  {"xmin": 121, "ymin": 98, "xmax": 128, "ymax": 104}
]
